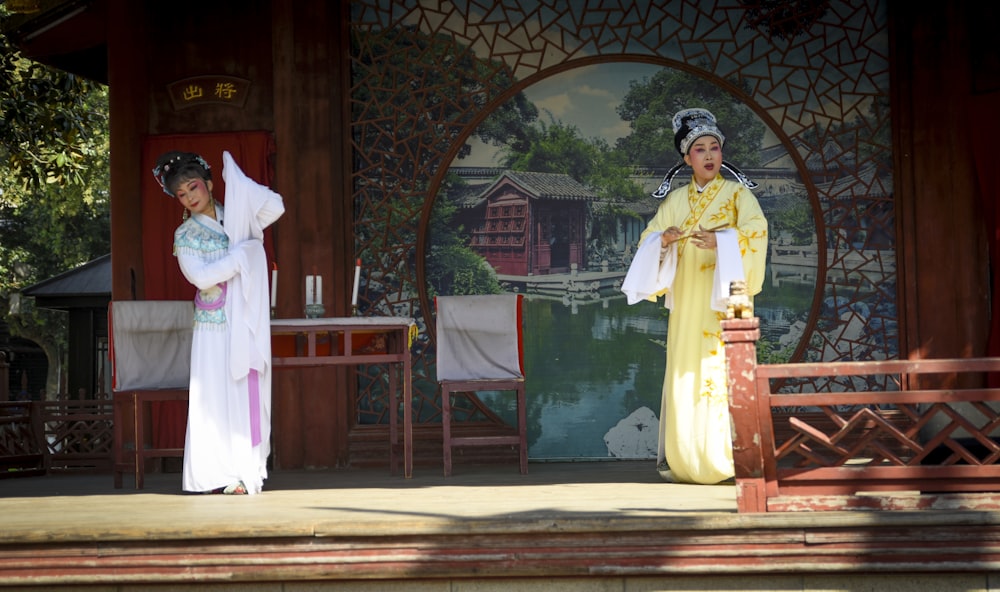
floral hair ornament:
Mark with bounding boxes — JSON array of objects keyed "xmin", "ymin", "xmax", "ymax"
[
  {"xmin": 650, "ymin": 107, "xmax": 757, "ymax": 199},
  {"xmin": 152, "ymin": 153, "xmax": 211, "ymax": 197}
]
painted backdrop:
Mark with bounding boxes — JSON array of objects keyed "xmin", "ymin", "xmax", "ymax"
[{"xmin": 349, "ymin": 0, "xmax": 894, "ymax": 459}]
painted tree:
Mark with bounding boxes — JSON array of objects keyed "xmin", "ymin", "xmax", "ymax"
[
  {"xmin": 351, "ymin": 24, "xmax": 538, "ymax": 306},
  {"xmin": 615, "ymin": 68, "xmax": 765, "ymax": 169}
]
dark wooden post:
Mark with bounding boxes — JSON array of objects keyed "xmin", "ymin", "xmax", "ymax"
[
  {"xmin": 722, "ymin": 317, "xmax": 767, "ymax": 513},
  {"xmin": 0, "ymin": 352, "xmax": 8, "ymax": 402},
  {"xmin": 30, "ymin": 400, "xmax": 49, "ymax": 473},
  {"xmin": 0, "ymin": 352, "xmax": 11, "ymax": 401}
]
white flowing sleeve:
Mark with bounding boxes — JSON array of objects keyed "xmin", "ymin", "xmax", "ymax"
[
  {"xmin": 222, "ymin": 150, "xmax": 285, "ymax": 241},
  {"xmin": 621, "ymin": 232, "xmax": 678, "ymax": 306},
  {"xmin": 221, "ymin": 151, "xmax": 286, "ymax": 380}
]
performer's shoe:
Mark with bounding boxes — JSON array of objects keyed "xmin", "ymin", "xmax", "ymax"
[
  {"xmin": 656, "ymin": 461, "xmax": 674, "ymax": 482},
  {"xmin": 222, "ymin": 481, "xmax": 247, "ymax": 495}
]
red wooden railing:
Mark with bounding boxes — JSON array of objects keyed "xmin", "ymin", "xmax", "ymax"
[
  {"xmin": 0, "ymin": 399, "xmax": 112, "ymax": 477},
  {"xmin": 723, "ymin": 318, "xmax": 1000, "ymax": 512}
]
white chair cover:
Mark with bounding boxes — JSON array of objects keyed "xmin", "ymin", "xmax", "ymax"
[
  {"xmin": 110, "ymin": 300, "xmax": 193, "ymax": 390},
  {"xmin": 436, "ymin": 294, "xmax": 523, "ymax": 381}
]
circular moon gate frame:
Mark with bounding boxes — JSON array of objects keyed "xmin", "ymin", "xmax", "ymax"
[{"xmin": 349, "ymin": 0, "xmax": 895, "ymax": 426}]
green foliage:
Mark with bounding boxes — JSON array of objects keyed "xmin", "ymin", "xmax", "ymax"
[
  {"xmin": 424, "ymin": 173, "xmax": 502, "ymax": 297},
  {"xmin": 0, "ymin": 14, "xmax": 110, "ymax": 396},
  {"xmin": 0, "ymin": 22, "xmax": 106, "ymax": 190},
  {"xmin": 501, "ymin": 118, "xmax": 600, "ymax": 181},
  {"xmin": 0, "ymin": 15, "xmax": 110, "ymax": 286},
  {"xmin": 351, "ymin": 25, "xmax": 538, "ymax": 180},
  {"xmin": 350, "ymin": 25, "xmax": 537, "ymax": 305},
  {"xmin": 615, "ymin": 68, "xmax": 765, "ymax": 168},
  {"xmin": 756, "ymin": 336, "xmax": 795, "ymax": 365},
  {"xmin": 425, "ymin": 244, "xmax": 502, "ymax": 297},
  {"xmin": 770, "ymin": 197, "xmax": 815, "ymax": 244}
]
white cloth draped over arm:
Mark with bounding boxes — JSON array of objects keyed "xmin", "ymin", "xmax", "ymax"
[
  {"xmin": 711, "ymin": 228, "xmax": 745, "ymax": 312},
  {"xmin": 177, "ymin": 249, "xmax": 243, "ymax": 291},
  {"xmin": 620, "ymin": 232, "xmax": 678, "ymax": 306},
  {"xmin": 222, "ymin": 151, "xmax": 286, "ymax": 381}
]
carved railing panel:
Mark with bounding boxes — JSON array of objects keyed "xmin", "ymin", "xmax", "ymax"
[
  {"xmin": 39, "ymin": 400, "xmax": 113, "ymax": 472},
  {"xmin": 724, "ymin": 319, "xmax": 1000, "ymax": 512},
  {"xmin": 0, "ymin": 402, "xmax": 44, "ymax": 476},
  {"xmin": 0, "ymin": 400, "xmax": 113, "ymax": 476}
]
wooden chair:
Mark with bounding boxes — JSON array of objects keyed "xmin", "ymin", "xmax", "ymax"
[
  {"xmin": 109, "ymin": 300, "xmax": 193, "ymax": 489},
  {"xmin": 436, "ymin": 294, "xmax": 527, "ymax": 476}
]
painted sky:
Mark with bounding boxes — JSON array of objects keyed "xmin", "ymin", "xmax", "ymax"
[{"xmin": 460, "ymin": 61, "xmax": 665, "ymax": 167}]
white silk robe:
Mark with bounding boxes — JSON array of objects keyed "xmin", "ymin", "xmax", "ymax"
[
  {"xmin": 174, "ymin": 154, "xmax": 284, "ymax": 494},
  {"xmin": 639, "ymin": 175, "xmax": 768, "ymax": 484}
]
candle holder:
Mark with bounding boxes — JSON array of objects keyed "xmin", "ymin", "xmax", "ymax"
[{"xmin": 305, "ymin": 303, "xmax": 326, "ymax": 319}]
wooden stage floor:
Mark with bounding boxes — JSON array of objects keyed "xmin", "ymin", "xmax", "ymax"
[
  {"xmin": 1, "ymin": 460, "xmax": 735, "ymax": 533},
  {"xmin": 4, "ymin": 460, "xmax": 1000, "ymax": 589}
]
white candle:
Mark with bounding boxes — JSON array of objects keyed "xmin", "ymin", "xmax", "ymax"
[
  {"xmin": 316, "ymin": 275, "xmax": 322, "ymax": 305},
  {"xmin": 305, "ymin": 275, "xmax": 314, "ymax": 306},
  {"xmin": 352, "ymin": 259, "xmax": 361, "ymax": 308},
  {"xmin": 270, "ymin": 265, "xmax": 278, "ymax": 309}
]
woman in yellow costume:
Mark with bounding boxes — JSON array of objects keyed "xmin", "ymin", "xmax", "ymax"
[{"xmin": 631, "ymin": 108, "xmax": 768, "ymax": 484}]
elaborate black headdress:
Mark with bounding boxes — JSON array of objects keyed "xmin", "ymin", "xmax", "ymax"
[
  {"xmin": 152, "ymin": 152, "xmax": 211, "ymax": 197},
  {"xmin": 673, "ymin": 107, "xmax": 725, "ymax": 155},
  {"xmin": 650, "ymin": 108, "xmax": 757, "ymax": 199}
]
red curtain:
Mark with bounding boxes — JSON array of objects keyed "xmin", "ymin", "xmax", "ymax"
[{"xmin": 140, "ymin": 132, "xmax": 277, "ymax": 447}]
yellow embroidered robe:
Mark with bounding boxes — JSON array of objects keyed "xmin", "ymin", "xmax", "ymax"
[{"xmin": 639, "ymin": 174, "xmax": 768, "ymax": 484}]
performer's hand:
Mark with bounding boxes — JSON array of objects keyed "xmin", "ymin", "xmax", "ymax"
[
  {"xmin": 690, "ymin": 225, "xmax": 718, "ymax": 250},
  {"xmin": 661, "ymin": 227, "xmax": 683, "ymax": 247}
]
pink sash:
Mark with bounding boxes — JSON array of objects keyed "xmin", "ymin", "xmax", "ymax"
[{"xmin": 195, "ymin": 283, "xmax": 262, "ymax": 446}]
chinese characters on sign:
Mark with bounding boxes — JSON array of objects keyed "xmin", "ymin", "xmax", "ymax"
[{"xmin": 167, "ymin": 76, "xmax": 251, "ymax": 110}]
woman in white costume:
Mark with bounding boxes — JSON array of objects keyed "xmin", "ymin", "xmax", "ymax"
[
  {"xmin": 637, "ymin": 108, "xmax": 768, "ymax": 484},
  {"xmin": 153, "ymin": 151, "xmax": 284, "ymax": 494}
]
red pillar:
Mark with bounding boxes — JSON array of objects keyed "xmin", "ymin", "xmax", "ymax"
[{"xmin": 722, "ymin": 318, "xmax": 767, "ymax": 513}]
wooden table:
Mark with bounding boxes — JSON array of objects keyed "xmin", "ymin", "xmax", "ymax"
[{"xmin": 270, "ymin": 317, "xmax": 416, "ymax": 478}]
